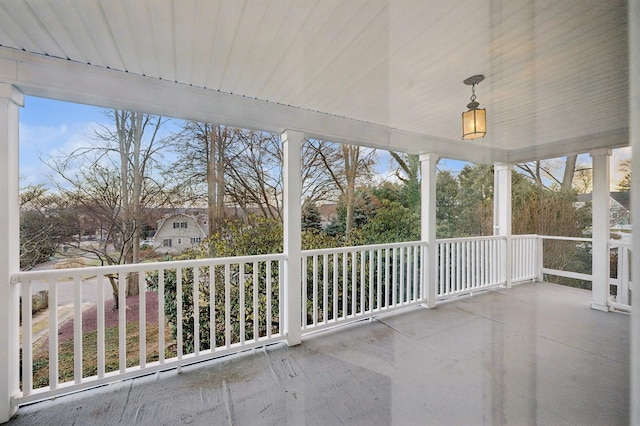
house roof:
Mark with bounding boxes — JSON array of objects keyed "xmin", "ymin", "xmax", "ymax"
[
  {"xmin": 576, "ymin": 192, "xmax": 630, "ymax": 210},
  {"xmin": 611, "ymin": 191, "xmax": 631, "ymax": 210},
  {"xmin": 0, "ymin": 0, "xmax": 629, "ymax": 163}
]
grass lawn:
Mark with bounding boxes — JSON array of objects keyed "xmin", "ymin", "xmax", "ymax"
[{"xmin": 30, "ymin": 321, "xmax": 175, "ymax": 389}]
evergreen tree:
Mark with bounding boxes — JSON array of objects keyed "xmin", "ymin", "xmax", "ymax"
[{"xmin": 301, "ymin": 198, "xmax": 322, "ymax": 232}]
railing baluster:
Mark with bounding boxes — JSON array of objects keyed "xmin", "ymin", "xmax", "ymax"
[
  {"xmin": 447, "ymin": 242, "xmax": 450, "ymax": 294},
  {"xmin": 209, "ymin": 266, "xmax": 215, "ymax": 350},
  {"xmin": 73, "ymin": 276, "xmax": 82, "ymax": 384},
  {"xmin": 464, "ymin": 241, "xmax": 470, "ymax": 291},
  {"xmin": 343, "ymin": 252, "xmax": 348, "ymax": 319},
  {"xmin": 323, "ymin": 254, "xmax": 328, "ymax": 324},
  {"xmin": 438, "ymin": 243, "xmax": 444, "ymax": 296},
  {"xmin": 177, "ymin": 268, "xmax": 183, "ymax": 368},
  {"xmin": 333, "ymin": 253, "xmax": 338, "ymax": 320},
  {"xmin": 240, "ymin": 262, "xmax": 245, "ymax": 345},
  {"xmin": 360, "ymin": 250, "xmax": 365, "ymax": 313},
  {"xmin": 369, "ymin": 249, "xmax": 374, "ymax": 312},
  {"xmin": 389, "ymin": 248, "xmax": 395, "ymax": 306},
  {"xmin": 413, "ymin": 245, "xmax": 418, "ymax": 301},
  {"xmin": 225, "ymin": 264, "xmax": 231, "ymax": 348},
  {"xmin": 266, "ymin": 261, "xmax": 272, "ymax": 339},
  {"xmin": 48, "ymin": 278, "xmax": 58, "ymax": 390},
  {"xmin": 456, "ymin": 241, "xmax": 461, "ymax": 293},
  {"xmin": 351, "ymin": 251, "xmax": 357, "ymax": 316},
  {"xmin": 302, "ymin": 255, "xmax": 308, "ymax": 328},
  {"xmin": 97, "ymin": 274, "xmax": 105, "ymax": 377},
  {"xmin": 253, "ymin": 261, "xmax": 258, "ymax": 341},
  {"xmin": 385, "ymin": 248, "xmax": 390, "ymax": 307},
  {"xmin": 193, "ymin": 266, "xmax": 200, "ymax": 356},
  {"xmin": 313, "ymin": 255, "xmax": 318, "ymax": 326},
  {"xmin": 399, "ymin": 246, "xmax": 405, "ymax": 304},
  {"xmin": 21, "ymin": 279, "xmax": 32, "ymax": 395},
  {"xmin": 118, "ymin": 272, "xmax": 126, "ymax": 374},
  {"xmin": 279, "ymin": 259, "xmax": 284, "ymax": 336},
  {"xmin": 158, "ymin": 269, "xmax": 165, "ymax": 363},
  {"xmin": 377, "ymin": 249, "xmax": 382, "ymax": 309},
  {"xmin": 139, "ymin": 271, "xmax": 147, "ymax": 367}
]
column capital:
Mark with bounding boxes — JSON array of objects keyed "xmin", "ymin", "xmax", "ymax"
[
  {"xmin": 589, "ymin": 148, "xmax": 612, "ymax": 158},
  {"xmin": 0, "ymin": 83, "xmax": 23, "ymax": 107},
  {"xmin": 494, "ymin": 163, "xmax": 513, "ymax": 171},
  {"xmin": 280, "ymin": 130, "xmax": 304, "ymax": 144},
  {"xmin": 419, "ymin": 153, "xmax": 439, "ymax": 162}
]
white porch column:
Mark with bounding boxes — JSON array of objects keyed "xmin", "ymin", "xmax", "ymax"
[
  {"xmin": 282, "ymin": 130, "xmax": 303, "ymax": 346},
  {"xmin": 590, "ymin": 148, "xmax": 611, "ymax": 312},
  {"xmin": 0, "ymin": 83, "xmax": 22, "ymax": 423},
  {"xmin": 420, "ymin": 153, "xmax": 438, "ymax": 308},
  {"xmin": 629, "ymin": 0, "xmax": 640, "ymax": 422},
  {"xmin": 493, "ymin": 163, "xmax": 512, "ymax": 288}
]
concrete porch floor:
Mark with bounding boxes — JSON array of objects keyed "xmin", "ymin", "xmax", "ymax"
[{"xmin": 7, "ymin": 282, "xmax": 630, "ymax": 425}]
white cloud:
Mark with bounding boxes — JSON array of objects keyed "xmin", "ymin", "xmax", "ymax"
[{"xmin": 19, "ymin": 121, "xmax": 99, "ymax": 190}]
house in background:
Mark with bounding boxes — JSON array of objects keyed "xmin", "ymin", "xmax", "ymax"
[
  {"xmin": 153, "ymin": 212, "xmax": 208, "ymax": 254},
  {"xmin": 576, "ymin": 192, "xmax": 631, "ymax": 226}
]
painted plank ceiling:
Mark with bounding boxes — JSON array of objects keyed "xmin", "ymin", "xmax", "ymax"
[{"xmin": 0, "ymin": 0, "xmax": 629, "ymax": 153}]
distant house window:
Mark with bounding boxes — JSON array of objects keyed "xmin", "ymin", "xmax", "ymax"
[
  {"xmin": 173, "ymin": 222, "xmax": 188, "ymax": 229},
  {"xmin": 162, "ymin": 239, "xmax": 172, "ymax": 247},
  {"xmin": 177, "ymin": 238, "xmax": 183, "ymax": 245},
  {"xmin": 191, "ymin": 237, "xmax": 202, "ymax": 244}
]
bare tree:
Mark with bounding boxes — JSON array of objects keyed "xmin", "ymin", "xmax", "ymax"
[
  {"xmin": 301, "ymin": 139, "xmax": 343, "ymax": 203},
  {"xmin": 225, "ymin": 129, "xmax": 283, "ymax": 219},
  {"xmin": 307, "ymin": 140, "xmax": 375, "ymax": 235},
  {"xmin": 19, "ymin": 185, "xmax": 78, "ymax": 270},
  {"xmin": 617, "ymin": 158, "xmax": 631, "ymax": 191},
  {"xmin": 516, "ymin": 155, "xmax": 588, "ymax": 192},
  {"xmin": 573, "ymin": 163, "xmax": 593, "ymax": 194},
  {"xmin": 172, "ymin": 122, "xmax": 229, "ymax": 234},
  {"xmin": 48, "ymin": 109, "xmax": 172, "ymax": 304}
]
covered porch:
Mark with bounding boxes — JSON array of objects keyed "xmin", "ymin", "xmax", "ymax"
[
  {"xmin": 8, "ymin": 282, "xmax": 630, "ymax": 425},
  {"xmin": 0, "ymin": 0, "xmax": 638, "ymax": 423}
]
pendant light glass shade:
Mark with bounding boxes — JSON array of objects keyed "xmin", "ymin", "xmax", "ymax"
[{"xmin": 462, "ymin": 107, "xmax": 486, "ymax": 140}]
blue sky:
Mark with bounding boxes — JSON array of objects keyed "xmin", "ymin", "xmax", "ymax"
[
  {"xmin": 19, "ymin": 97, "xmax": 106, "ymax": 187},
  {"xmin": 18, "ymin": 95, "xmax": 630, "ymax": 191}
]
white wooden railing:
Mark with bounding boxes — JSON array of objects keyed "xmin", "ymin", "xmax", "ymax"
[
  {"xmin": 609, "ymin": 240, "xmax": 632, "ymax": 312},
  {"xmin": 540, "ymin": 235, "xmax": 594, "ymax": 282},
  {"xmin": 12, "ymin": 233, "xmax": 630, "ymax": 405},
  {"xmin": 14, "ymin": 254, "xmax": 285, "ymax": 404},
  {"xmin": 436, "ymin": 236, "xmax": 505, "ymax": 298},
  {"xmin": 511, "ymin": 235, "xmax": 539, "ymax": 283},
  {"xmin": 539, "ymin": 235, "xmax": 632, "ymax": 312},
  {"xmin": 301, "ymin": 241, "xmax": 426, "ymax": 334}
]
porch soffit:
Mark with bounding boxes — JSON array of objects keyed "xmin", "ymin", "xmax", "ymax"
[{"xmin": 0, "ymin": 0, "xmax": 629, "ymax": 162}]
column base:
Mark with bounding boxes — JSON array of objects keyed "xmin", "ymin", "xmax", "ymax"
[
  {"xmin": 422, "ymin": 300, "xmax": 436, "ymax": 309},
  {"xmin": 590, "ymin": 302, "xmax": 610, "ymax": 312},
  {"xmin": 285, "ymin": 333, "xmax": 302, "ymax": 347}
]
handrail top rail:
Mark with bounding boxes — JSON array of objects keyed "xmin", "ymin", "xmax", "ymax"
[
  {"xmin": 609, "ymin": 240, "xmax": 632, "ymax": 247},
  {"xmin": 539, "ymin": 235, "xmax": 593, "ymax": 242},
  {"xmin": 302, "ymin": 240, "xmax": 427, "ymax": 256},
  {"xmin": 436, "ymin": 235, "xmax": 505, "ymax": 243},
  {"xmin": 12, "ymin": 252, "xmax": 287, "ymax": 283}
]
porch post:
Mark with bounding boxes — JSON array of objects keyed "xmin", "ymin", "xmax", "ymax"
[
  {"xmin": 629, "ymin": 0, "xmax": 639, "ymax": 422},
  {"xmin": 590, "ymin": 148, "xmax": 611, "ymax": 312},
  {"xmin": 420, "ymin": 153, "xmax": 438, "ymax": 308},
  {"xmin": 0, "ymin": 83, "xmax": 23, "ymax": 422},
  {"xmin": 493, "ymin": 163, "xmax": 512, "ymax": 288},
  {"xmin": 282, "ymin": 130, "xmax": 303, "ymax": 346}
]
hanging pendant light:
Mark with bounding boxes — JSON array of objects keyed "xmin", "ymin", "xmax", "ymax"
[{"xmin": 462, "ymin": 75, "xmax": 486, "ymax": 140}]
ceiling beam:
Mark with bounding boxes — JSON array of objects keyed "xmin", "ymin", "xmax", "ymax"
[
  {"xmin": 390, "ymin": 130, "xmax": 509, "ymax": 163},
  {"xmin": 1, "ymin": 46, "xmax": 628, "ymax": 164},
  {"xmin": 507, "ymin": 127, "xmax": 629, "ymax": 163}
]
